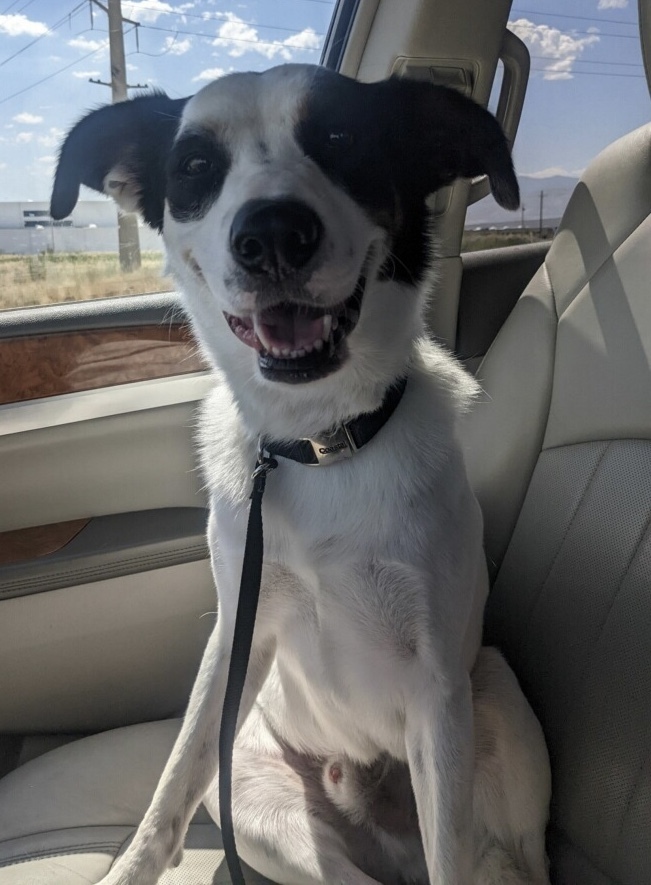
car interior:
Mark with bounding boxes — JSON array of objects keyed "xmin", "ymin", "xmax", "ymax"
[{"xmin": 0, "ymin": 0, "xmax": 649, "ymax": 883}]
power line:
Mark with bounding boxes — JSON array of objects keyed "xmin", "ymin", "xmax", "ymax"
[
  {"xmin": 124, "ymin": 2, "xmax": 326, "ymax": 36},
  {"xmin": 511, "ymin": 23, "xmax": 639, "ymax": 41},
  {"xmin": 512, "ymin": 7, "xmax": 637, "ymax": 27},
  {"xmin": 12, "ymin": 0, "xmax": 39, "ymax": 13},
  {"xmin": 531, "ymin": 54, "xmax": 643, "ymax": 70},
  {"xmin": 137, "ymin": 21, "xmax": 322, "ymax": 52},
  {"xmin": 531, "ymin": 66, "xmax": 645, "ymax": 79},
  {"xmin": 0, "ymin": 44, "xmax": 105, "ymax": 105},
  {"xmin": 0, "ymin": 2, "xmax": 87, "ymax": 68}
]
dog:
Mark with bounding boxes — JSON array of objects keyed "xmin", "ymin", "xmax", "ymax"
[{"xmin": 51, "ymin": 64, "xmax": 551, "ymax": 885}]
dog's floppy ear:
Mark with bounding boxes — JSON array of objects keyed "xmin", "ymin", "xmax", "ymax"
[
  {"xmin": 51, "ymin": 93, "xmax": 188, "ymax": 231},
  {"xmin": 385, "ymin": 78, "xmax": 519, "ymax": 210}
]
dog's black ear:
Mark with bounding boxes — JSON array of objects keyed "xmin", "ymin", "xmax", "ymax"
[
  {"xmin": 50, "ymin": 93, "xmax": 188, "ymax": 231},
  {"xmin": 385, "ymin": 78, "xmax": 519, "ymax": 210}
]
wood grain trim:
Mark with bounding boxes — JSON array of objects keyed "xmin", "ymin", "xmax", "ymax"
[
  {"xmin": 0, "ymin": 519, "xmax": 90, "ymax": 566},
  {"xmin": 0, "ymin": 325, "xmax": 207, "ymax": 406}
]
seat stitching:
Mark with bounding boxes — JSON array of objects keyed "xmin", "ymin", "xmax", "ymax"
[
  {"xmin": 544, "ymin": 435, "xmax": 651, "ymax": 453},
  {"xmin": 614, "ymin": 745, "xmax": 651, "ymax": 856},
  {"xmin": 584, "ymin": 497, "xmax": 651, "ymax": 664},
  {"xmin": 0, "ymin": 841, "xmax": 123, "ymax": 868},
  {"xmin": 525, "ymin": 440, "xmax": 610, "ymax": 630},
  {"xmin": 542, "ymin": 260, "xmax": 559, "ymax": 322},
  {"xmin": 565, "ymin": 460, "xmax": 651, "ymax": 723},
  {"xmin": 550, "ymin": 825, "xmax": 629, "ymax": 885}
]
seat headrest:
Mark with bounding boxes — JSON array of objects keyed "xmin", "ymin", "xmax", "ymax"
[{"xmin": 641, "ymin": 0, "xmax": 651, "ymax": 98}]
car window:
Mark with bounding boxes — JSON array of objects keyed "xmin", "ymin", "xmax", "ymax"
[
  {"xmin": 464, "ymin": 0, "xmax": 650, "ymax": 251},
  {"xmin": 0, "ymin": 0, "xmax": 335, "ymax": 311}
]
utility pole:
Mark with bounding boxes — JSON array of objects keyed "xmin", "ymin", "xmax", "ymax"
[
  {"xmin": 521, "ymin": 204, "xmax": 525, "ymax": 230},
  {"xmin": 90, "ymin": 0, "xmax": 147, "ymax": 272},
  {"xmin": 539, "ymin": 190, "xmax": 544, "ymax": 237}
]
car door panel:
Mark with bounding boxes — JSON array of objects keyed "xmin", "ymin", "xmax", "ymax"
[
  {"xmin": 457, "ymin": 241, "xmax": 550, "ymax": 371},
  {"xmin": 0, "ymin": 295, "xmax": 216, "ymax": 736},
  {"xmin": 0, "ymin": 559, "xmax": 214, "ymax": 733}
]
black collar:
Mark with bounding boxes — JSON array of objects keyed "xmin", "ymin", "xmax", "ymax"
[{"xmin": 261, "ymin": 376, "xmax": 407, "ymax": 467}]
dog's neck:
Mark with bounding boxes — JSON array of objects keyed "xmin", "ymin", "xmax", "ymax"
[{"xmin": 261, "ymin": 376, "xmax": 408, "ymax": 466}]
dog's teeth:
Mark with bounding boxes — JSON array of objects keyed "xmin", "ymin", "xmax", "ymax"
[
  {"xmin": 304, "ymin": 343, "xmax": 313, "ymax": 354},
  {"xmin": 313, "ymin": 339, "xmax": 324, "ymax": 352},
  {"xmin": 296, "ymin": 349, "xmax": 306, "ymax": 358},
  {"xmin": 281, "ymin": 347, "xmax": 291, "ymax": 357},
  {"xmin": 271, "ymin": 346, "xmax": 283, "ymax": 358},
  {"xmin": 331, "ymin": 317, "xmax": 339, "ymax": 331},
  {"xmin": 322, "ymin": 315, "xmax": 332, "ymax": 339}
]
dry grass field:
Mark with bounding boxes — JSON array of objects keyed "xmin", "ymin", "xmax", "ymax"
[
  {"xmin": 0, "ymin": 251, "xmax": 175, "ymax": 311},
  {"xmin": 461, "ymin": 229, "xmax": 552, "ymax": 252},
  {"xmin": 0, "ymin": 232, "xmax": 552, "ymax": 311}
]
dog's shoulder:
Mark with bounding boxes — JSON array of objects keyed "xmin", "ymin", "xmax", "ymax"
[
  {"xmin": 197, "ymin": 374, "xmax": 258, "ymax": 504},
  {"xmin": 413, "ymin": 337, "xmax": 480, "ymax": 417}
]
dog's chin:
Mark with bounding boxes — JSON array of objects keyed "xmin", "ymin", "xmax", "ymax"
[{"xmin": 224, "ymin": 274, "xmax": 366, "ymax": 385}]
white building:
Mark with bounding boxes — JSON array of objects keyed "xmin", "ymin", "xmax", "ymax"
[{"xmin": 0, "ymin": 201, "xmax": 164, "ymax": 255}]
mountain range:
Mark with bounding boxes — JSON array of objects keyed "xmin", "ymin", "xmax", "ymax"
[{"xmin": 465, "ymin": 174, "xmax": 579, "ymax": 230}]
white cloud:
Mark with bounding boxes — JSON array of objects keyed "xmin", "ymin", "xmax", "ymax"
[
  {"xmin": 0, "ymin": 13, "xmax": 48, "ymax": 37},
  {"xmin": 122, "ymin": 1, "xmax": 174, "ymax": 23},
  {"xmin": 521, "ymin": 166, "xmax": 584, "ymax": 178},
  {"xmin": 192, "ymin": 66, "xmax": 226, "ymax": 82},
  {"xmin": 15, "ymin": 132, "xmax": 34, "ymax": 144},
  {"xmin": 71, "ymin": 70, "xmax": 102, "ymax": 79},
  {"xmin": 68, "ymin": 35, "xmax": 108, "ymax": 52},
  {"xmin": 508, "ymin": 18, "xmax": 599, "ymax": 80},
  {"xmin": 283, "ymin": 28, "xmax": 321, "ymax": 52},
  {"xmin": 212, "ymin": 13, "xmax": 321, "ymax": 60},
  {"xmin": 13, "ymin": 112, "xmax": 43, "ymax": 125},
  {"xmin": 598, "ymin": 0, "xmax": 628, "ymax": 8},
  {"xmin": 163, "ymin": 35, "xmax": 192, "ymax": 55},
  {"xmin": 38, "ymin": 126, "xmax": 64, "ymax": 149}
]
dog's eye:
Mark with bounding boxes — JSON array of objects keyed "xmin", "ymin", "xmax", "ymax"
[
  {"xmin": 327, "ymin": 130, "xmax": 354, "ymax": 149},
  {"xmin": 179, "ymin": 154, "xmax": 212, "ymax": 178}
]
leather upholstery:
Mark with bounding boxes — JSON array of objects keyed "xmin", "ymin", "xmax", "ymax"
[
  {"xmin": 463, "ymin": 123, "xmax": 651, "ymax": 884},
  {"xmin": 0, "ymin": 721, "xmax": 271, "ymax": 884},
  {"xmin": 486, "ymin": 442, "xmax": 651, "ymax": 884}
]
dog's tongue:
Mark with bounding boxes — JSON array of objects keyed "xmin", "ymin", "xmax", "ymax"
[{"xmin": 253, "ymin": 304, "xmax": 327, "ymax": 353}]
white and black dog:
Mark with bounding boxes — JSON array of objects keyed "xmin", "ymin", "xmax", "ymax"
[{"xmin": 51, "ymin": 64, "xmax": 551, "ymax": 885}]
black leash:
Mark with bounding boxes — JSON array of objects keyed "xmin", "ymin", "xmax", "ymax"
[
  {"xmin": 218, "ymin": 450, "xmax": 277, "ymax": 885},
  {"xmin": 216, "ymin": 378, "xmax": 407, "ymax": 882}
]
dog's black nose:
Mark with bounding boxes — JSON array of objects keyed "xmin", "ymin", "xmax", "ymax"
[{"xmin": 230, "ymin": 199, "xmax": 323, "ymax": 276}]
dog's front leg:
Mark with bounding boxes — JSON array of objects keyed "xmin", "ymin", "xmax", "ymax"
[
  {"xmin": 405, "ymin": 673, "xmax": 474, "ymax": 885},
  {"xmin": 97, "ymin": 615, "xmax": 275, "ymax": 885}
]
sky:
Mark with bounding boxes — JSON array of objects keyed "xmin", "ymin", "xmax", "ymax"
[{"xmin": 0, "ymin": 0, "xmax": 648, "ymax": 204}]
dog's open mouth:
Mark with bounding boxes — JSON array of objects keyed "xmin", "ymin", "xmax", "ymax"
[{"xmin": 224, "ymin": 276, "xmax": 365, "ymax": 383}]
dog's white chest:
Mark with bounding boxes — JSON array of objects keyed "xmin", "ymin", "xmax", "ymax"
[{"xmin": 260, "ymin": 566, "xmax": 417, "ymax": 761}]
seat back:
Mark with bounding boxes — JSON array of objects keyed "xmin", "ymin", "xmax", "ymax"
[{"xmin": 461, "ymin": 9, "xmax": 651, "ymax": 879}]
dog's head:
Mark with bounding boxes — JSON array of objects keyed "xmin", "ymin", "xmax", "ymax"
[{"xmin": 52, "ymin": 65, "xmax": 517, "ymax": 431}]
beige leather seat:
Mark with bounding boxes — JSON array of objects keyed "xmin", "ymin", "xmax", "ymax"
[
  {"xmin": 0, "ymin": 719, "xmax": 274, "ymax": 884},
  {"xmin": 2, "ymin": 9, "xmax": 651, "ymax": 885},
  {"xmin": 462, "ymin": 116, "xmax": 651, "ymax": 884}
]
